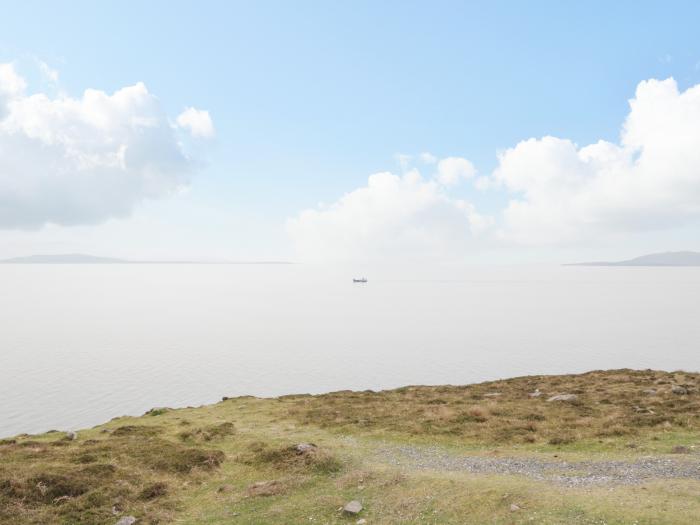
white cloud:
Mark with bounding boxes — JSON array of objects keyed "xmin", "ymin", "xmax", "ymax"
[
  {"xmin": 0, "ymin": 63, "xmax": 26, "ymax": 117},
  {"xmin": 420, "ymin": 152, "xmax": 437, "ymax": 164},
  {"xmin": 0, "ymin": 62, "xmax": 214, "ymax": 229},
  {"xmin": 176, "ymin": 107, "xmax": 215, "ymax": 138},
  {"xmin": 286, "ymin": 168, "xmax": 489, "ymax": 262},
  {"xmin": 493, "ymin": 78, "xmax": 700, "ymax": 244},
  {"xmin": 288, "ymin": 77, "xmax": 700, "ymax": 261},
  {"xmin": 38, "ymin": 60, "xmax": 59, "ymax": 83},
  {"xmin": 436, "ymin": 156, "xmax": 476, "ymax": 186}
]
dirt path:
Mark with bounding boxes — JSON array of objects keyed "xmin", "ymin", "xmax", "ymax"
[{"xmin": 372, "ymin": 444, "xmax": 700, "ymax": 487}]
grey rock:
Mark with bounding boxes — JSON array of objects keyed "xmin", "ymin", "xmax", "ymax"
[
  {"xmin": 115, "ymin": 517, "xmax": 137, "ymax": 525},
  {"xmin": 528, "ymin": 389, "xmax": 542, "ymax": 398},
  {"xmin": 642, "ymin": 389, "xmax": 657, "ymax": 395},
  {"xmin": 510, "ymin": 503, "xmax": 521, "ymax": 512},
  {"xmin": 295, "ymin": 443, "xmax": 317, "ymax": 453},
  {"xmin": 547, "ymin": 394, "xmax": 578, "ymax": 402},
  {"xmin": 356, "ymin": 520, "xmax": 367, "ymax": 525},
  {"xmin": 343, "ymin": 500, "xmax": 363, "ymax": 514},
  {"xmin": 672, "ymin": 385, "xmax": 688, "ymax": 395},
  {"xmin": 65, "ymin": 431, "xmax": 78, "ymax": 441}
]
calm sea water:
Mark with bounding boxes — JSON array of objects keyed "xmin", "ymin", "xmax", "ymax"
[{"xmin": 2, "ymin": 263, "xmax": 700, "ymax": 437}]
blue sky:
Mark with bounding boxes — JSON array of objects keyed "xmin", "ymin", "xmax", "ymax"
[{"xmin": 2, "ymin": 1, "xmax": 700, "ymax": 261}]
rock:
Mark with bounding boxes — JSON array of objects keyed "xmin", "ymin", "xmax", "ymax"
[
  {"xmin": 528, "ymin": 389, "xmax": 542, "ymax": 398},
  {"xmin": 115, "ymin": 517, "xmax": 137, "ymax": 525},
  {"xmin": 484, "ymin": 393, "xmax": 502, "ymax": 397},
  {"xmin": 64, "ymin": 431, "xmax": 78, "ymax": 441},
  {"xmin": 356, "ymin": 520, "xmax": 367, "ymax": 525},
  {"xmin": 546, "ymin": 394, "xmax": 578, "ymax": 402},
  {"xmin": 510, "ymin": 503, "xmax": 521, "ymax": 512},
  {"xmin": 343, "ymin": 500, "xmax": 363, "ymax": 514},
  {"xmin": 642, "ymin": 389, "xmax": 657, "ymax": 395},
  {"xmin": 295, "ymin": 442, "xmax": 317, "ymax": 453},
  {"xmin": 672, "ymin": 385, "xmax": 688, "ymax": 395}
]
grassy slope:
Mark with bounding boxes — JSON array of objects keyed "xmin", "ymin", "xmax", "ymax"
[{"xmin": 3, "ymin": 369, "xmax": 700, "ymax": 524}]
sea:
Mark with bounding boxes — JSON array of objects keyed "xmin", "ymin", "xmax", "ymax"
[{"xmin": 2, "ymin": 263, "xmax": 699, "ymax": 437}]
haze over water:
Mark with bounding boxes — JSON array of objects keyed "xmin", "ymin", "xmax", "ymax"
[{"xmin": 2, "ymin": 263, "xmax": 700, "ymax": 437}]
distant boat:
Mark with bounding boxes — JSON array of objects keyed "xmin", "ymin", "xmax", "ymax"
[{"xmin": 353, "ymin": 278, "xmax": 368, "ymax": 283}]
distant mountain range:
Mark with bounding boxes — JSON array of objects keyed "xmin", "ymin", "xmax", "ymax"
[
  {"xmin": 0, "ymin": 253, "xmax": 292, "ymax": 264},
  {"xmin": 1, "ymin": 254, "xmax": 126, "ymax": 264},
  {"xmin": 569, "ymin": 251, "xmax": 700, "ymax": 266}
]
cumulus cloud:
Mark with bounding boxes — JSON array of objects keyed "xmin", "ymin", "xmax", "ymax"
[
  {"xmin": 288, "ymin": 77, "xmax": 700, "ymax": 261},
  {"xmin": 37, "ymin": 60, "xmax": 59, "ymax": 83},
  {"xmin": 493, "ymin": 78, "xmax": 700, "ymax": 244},
  {"xmin": 286, "ymin": 167, "xmax": 489, "ymax": 262},
  {"xmin": 176, "ymin": 107, "xmax": 215, "ymax": 138},
  {"xmin": 420, "ymin": 152, "xmax": 437, "ymax": 164},
  {"xmin": 436, "ymin": 156, "xmax": 476, "ymax": 186},
  {"xmin": 0, "ymin": 63, "xmax": 213, "ymax": 229},
  {"xmin": 0, "ymin": 63, "xmax": 26, "ymax": 117}
]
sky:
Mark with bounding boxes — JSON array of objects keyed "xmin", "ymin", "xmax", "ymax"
[{"xmin": 1, "ymin": 0, "xmax": 700, "ymax": 263}]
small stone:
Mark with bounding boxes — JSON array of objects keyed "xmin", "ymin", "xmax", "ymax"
[
  {"xmin": 528, "ymin": 389, "xmax": 542, "ymax": 398},
  {"xmin": 64, "ymin": 431, "xmax": 78, "ymax": 441},
  {"xmin": 642, "ymin": 389, "xmax": 657, "ymax": 395},
  {"xmin": 357, "ymin": 519, "xmax": 367, "ymax": 525},
  {"xmin": 547, "ymin": 394, "xmax": 578, "ymax": 402},
  {"xmin": 343, "ymin": 500, "xmax": 363, "ymax": 514},
  {"xmin": 484, "ymin": 393, "xmax": 502, "ymax": 397},
  {"xmin": 295, "ymin": 443, "xmax": 317, "ymax": 453},
  {"xmin": 510, "ymin": 503, "xmax": 521, "ymax": 512},
  {"xmin": 115, "ymin": 517, "xmax": 137, "ymax": 525},
  {"xmin": 671, "ymin": 385, "xmax": 688, "ymax": 395}
]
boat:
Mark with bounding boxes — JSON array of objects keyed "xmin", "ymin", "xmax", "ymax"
[{"xmin": 353, "ymin": 278, "xmax": 368, "ymax": 283}]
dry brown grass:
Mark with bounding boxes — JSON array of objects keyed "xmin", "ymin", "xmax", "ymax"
[
  {"xmin": 238, "ymin": 442, "xmax": 343, "ymax": 474},
  {"xmin": 0, "ymin": 427, "xmax": 225, "ymax": 524},
  {"xmin": 285, "ymin": 369, "xmax": 700, "ymax": 445}
]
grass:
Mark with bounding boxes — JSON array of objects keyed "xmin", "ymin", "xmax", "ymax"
[
  {"xmin": 286, "ymin": 369, "xmax": 700, "ymax": 448},
  {"xmin": 2, "ymin": 369, "xmax": 700, "ymax": 524}
]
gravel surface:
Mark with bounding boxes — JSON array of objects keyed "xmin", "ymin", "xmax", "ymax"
[{"xmin": 375, "ymin": 445, "xmax": 700, "ymax": 487}]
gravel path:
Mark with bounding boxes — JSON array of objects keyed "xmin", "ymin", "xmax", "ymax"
[{"xmin": 374, "ymin": 445, "xmax": 700, "ymax": 487}]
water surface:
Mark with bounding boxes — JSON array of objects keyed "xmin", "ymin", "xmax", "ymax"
[{"xmin": 2, "ymin": 264, "xmax": 699, "ymax": 437}]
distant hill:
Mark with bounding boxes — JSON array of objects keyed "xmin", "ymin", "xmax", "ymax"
[
  {"xmin": 0, "ymin": 253, "xmax": 293, "ymax": 264},
  {"xmin": 0, "ymin": 253, "xmax": 127, "ymax": 264},
  {"xmin": 569, "ymin": 251, "xmax": 700, "ymax": 266}
]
